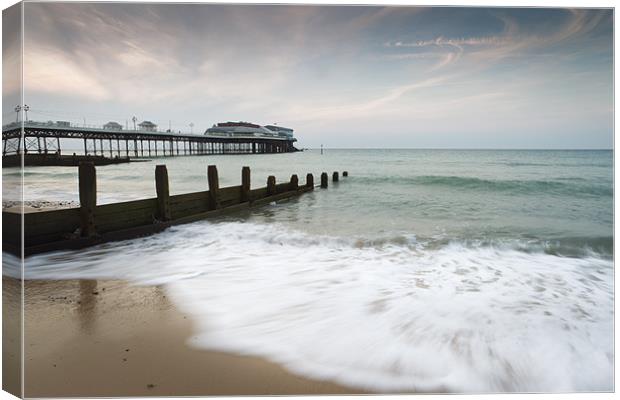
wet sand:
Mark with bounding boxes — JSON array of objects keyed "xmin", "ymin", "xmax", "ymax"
[{"xmin": 6, "ymin": 278, "xmax": 363, "ymax": 397}]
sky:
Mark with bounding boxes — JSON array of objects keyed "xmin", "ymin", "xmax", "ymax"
[{"xmin": 3, "ymin": 2, "xmax": 614, "ymax": 148}]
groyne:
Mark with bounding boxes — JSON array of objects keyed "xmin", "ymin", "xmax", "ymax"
[{"xmin": 3, "ymin": 163, "xmax": 348, "ymax": 256}]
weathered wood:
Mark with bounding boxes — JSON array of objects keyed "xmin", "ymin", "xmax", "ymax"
[
  {"xmin": 95, "ymin": 198, "xmax": 158, "ymax": 217},
  {"xmin": 321, "ymin": 172, "xmax": 328, "ymax": 188},
  {"xmin": 207, "ymin": 165, "xmax": 220, "ymax": 210},
  {"xmin": 3, "ymin": 211, "xmax": 21, "ymax": 246},
  {"xmin": 267, "ymin": 175, "xmax": 276, "ymax": 195},
  {"xmin": 219, "ymin": 185, "xmax": 243, "ymax": 207},
  {"xmin": 155, "ymin": 165, "xmax": 171, "ymax": 221},
  {"xmin": 250, "ymin": 187, "xmax": 268, "ymax": 200},
  {"xmin": 306, "ymin": 173, "xmax": 314, "ymax": 189},
  {"xmin": 290, "ymin": 174, "xmax": 299, "ymax": 191},
  {"xmin": 343, "ymin": 171, "xmax": 348, "ymax": 177},
  {"xmin": 169, "ymin": 191, "xmax": 208, "ymax": 205},
  {"xmin": 333, "ymin": 171, "xmax": 339, "ymax": 182},
  {"xmin": 12, "ymin": 164, "xmax": 348, "ymax": 256},
  {"xmin": 78, "ymin": 162, "xmax": 97, "ymax": 237},
  {"xmin": 241, "ymin": 166, "xmax": 251, "ymax": 202}
]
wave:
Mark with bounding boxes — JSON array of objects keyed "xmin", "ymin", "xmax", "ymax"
[
  {"xmin": 14, "ymin": 220, "xmax": 614, "ymax": 393},
  {"xmin": 358, "ymin": 175, "xmax": 612, "ymax": 197}
]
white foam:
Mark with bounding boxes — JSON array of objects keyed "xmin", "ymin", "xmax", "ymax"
[{"xmin": 17, "ymin": 221, "xmax": 614, "ymax": 393}]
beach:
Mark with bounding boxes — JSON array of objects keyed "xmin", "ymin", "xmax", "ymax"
[
  {"xmin": 11, "ymin": 277, "xmax": 359, "ymax": 397},
  {"xmin": 5, "ymin": 149, "xmax": 614, "ymax": 394}
]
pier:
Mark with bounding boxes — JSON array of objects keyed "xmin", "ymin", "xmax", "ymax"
[
  {"xmin": 3, "ymin": 164, "xmax": 348, "ymax": 256},
  {"xmin": 2, "ymin": 121, "xmax": 298, "ymax": 160}
]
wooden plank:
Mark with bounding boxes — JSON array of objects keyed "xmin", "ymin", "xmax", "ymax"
[
  {"xmin": 241, "ymin": 167, "xmax": 251, "ymax": 202},
  {"xmin": 267, "ymin": 176, "xmax": 276, "ymax": 195},
  {"xmin": 275, "ymin": 182, "xmax": 289, "ymax": 195},
  {"xmin": 219, "ymin": 185, "xmax": 242, "ymax": 203},
  {"xmin": 290, "ymin": 174, "xmax": 299, "ymax": 191},
  {"xmin": 95, "ymin": 198, "xmax": 158, "ymax": 217},
  {"xmin": 169, "ymin": 191, "xmax": 208, "ymax": 205},
  {"xmin": 2, "ymin": 211, "xmax": 22, "ymax": 246},
  {"xmin": 249, "ymin": 187, "xmax": 267, "ymax": 200},
  {"xmin": 170, "ymin": 203, "xmax": 209, "ymax": 219},
  {"xmin": 24, "ymin": 209, "xmax": 81, "ymax": 235},
  {"xmin": 306, "ymin": 173, "xmax": 314, "ymax": 189},
  {"xmin": 321, "ymin": 172, "xmax": 328, "ymax": 188},
  {"xmin": 208, "ymin": 165, "xmax": 220, "ymax": 209},
  {"xmin": 155, "ymin": 165, "xmax": 171, "ymax": 221},
  {"xmin": 79, "ymin": 162, "xmax": 96, "ymax": 237}
]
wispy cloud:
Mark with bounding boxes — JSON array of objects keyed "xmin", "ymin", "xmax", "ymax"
[{"xmin": 15, "ymin": 4, "xmax": 613, "ymax": 148}]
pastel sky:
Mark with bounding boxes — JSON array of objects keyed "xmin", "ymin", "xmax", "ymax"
[{"xmin": 5, "ymin": 3, "xmax": 614, "ymax": 148}]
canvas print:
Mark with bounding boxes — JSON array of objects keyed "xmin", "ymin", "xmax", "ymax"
[{"xmin": 1, "ymin": 1, "xmax": 614, "ymax": 397}]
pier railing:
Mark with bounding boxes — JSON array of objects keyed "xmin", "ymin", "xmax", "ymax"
[{"xmin": 3, "ymin": 164, "xmax": 348, "ymax": 255}]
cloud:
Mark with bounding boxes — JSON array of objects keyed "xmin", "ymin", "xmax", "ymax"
[
  {"xmin": 24, "ymin": 46, "xmax": 112, "ymax": 101},
  {"xmin": 384, "ymin": 9, "xmax": 610, "ymax": 70}
]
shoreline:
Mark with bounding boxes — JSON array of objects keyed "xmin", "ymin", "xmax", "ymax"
[{"xmin": 9, "ymin": 277, "xmax": 364, "ymax": 397}]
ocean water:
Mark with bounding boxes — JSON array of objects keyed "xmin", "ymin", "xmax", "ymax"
[{"xmin": 5, "ymin": 149, "xmax": 614, "ymax": 393}]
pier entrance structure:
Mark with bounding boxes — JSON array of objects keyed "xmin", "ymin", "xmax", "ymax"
[{"xmin": 2, "ymin": 121, "xmax": 297, "ymax": 158}]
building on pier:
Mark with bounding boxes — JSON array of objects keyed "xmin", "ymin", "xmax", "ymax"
[
  {"xmin": 103, "ymin": 121, "xmax": 123, "ymax": 130},
  {"xmin": 138, "ymin": 121, "xmax": 157, "ymax": 132}
]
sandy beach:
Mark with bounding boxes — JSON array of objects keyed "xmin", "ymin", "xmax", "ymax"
[{"xmin": 4, "ymin": 277, "xmax": 362, "ymax": 397}]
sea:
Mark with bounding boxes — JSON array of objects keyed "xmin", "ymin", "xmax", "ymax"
[{"xmin": 3, "ymin": 149, "xmax": 614, "ymax": 393}]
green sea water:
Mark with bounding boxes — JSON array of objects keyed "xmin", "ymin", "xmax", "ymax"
[{"xmin": 8, "ymin": 149, "xmax": 613, "ymax": 256}]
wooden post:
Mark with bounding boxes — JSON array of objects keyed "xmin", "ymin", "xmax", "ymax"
[
  {"xmin": 306, "ymin": 173, "xmax": 314, "ymax": 189},
  {"xmin": 78, "ymin": 162, "xmax": 97, "ymax": 237},
  {"xmin": 207, "ymin": 165, "xmax": 220, "ymax": 210},
  {"xmin": 343, "ymin": 171, "xmax": 348, "ymax": 177},
  {"xmin": 155, "ymin": 165, "xmax": 171, "ymax": 221},
  {"xmin": 290, "ymin": 174, "xmax": 299, "ymax": 191},
  {"xmin": 333, "ymin": 171, "xmax": 339, "ymax": 182},
  {"xmin": 321, "ymin": 172, "xmax": 328, "ymax": 188},
  {"xmin": 241, "ymin": 166, "xmax": 251, "ymax": 202},
  {"xmin": 267, "ymin": 175, "xmax": 276, "ymax": 196}
]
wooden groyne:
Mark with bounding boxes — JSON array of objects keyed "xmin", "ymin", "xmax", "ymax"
[{"xmin": 2, "ymin": 163, "xmax": 348, "ymax": 256}]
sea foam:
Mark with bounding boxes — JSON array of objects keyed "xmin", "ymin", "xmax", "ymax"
[{"xmin": 13, "ymin": 220, "xmax": 614, "ymax": 393}]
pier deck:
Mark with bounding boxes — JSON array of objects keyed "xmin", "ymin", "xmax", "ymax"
[{"xmin": 2, "ymin": 122, "xmax": 298, "ymax": 158}]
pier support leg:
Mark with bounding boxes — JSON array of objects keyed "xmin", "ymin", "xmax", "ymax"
[
  {"xmin": 78, "ymin": 162, "xmax": 97, "ymax": 237},
  {"xmin": 267, "ymin": 175, "xmax": 276, "ymax": 196},
  {"xmin": 306, "ymin": 173, "xmax": 314, "ymax": 189},
  {"xmin": 83, "ymin": 138, "xmax": 87, "ymax": 156},
  {"xmin": 333, "ymin": 171, "xmax": 339, "ymax": 182},
  {"xmin": 241, "ymin": 166, "xmax": 251, "ymax": 202},
  {"xmin": 155, "ymin": 165, "xmax": 171, "ymax": 221},
  {"xmin": 208, "ymin": 165, "xmax": 220, "ymax": 210},
  {"xmin": 321, "ymin": 172, "xmax": 328, "ymax": 188}
]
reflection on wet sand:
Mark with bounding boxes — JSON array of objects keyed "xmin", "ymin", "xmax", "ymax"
[{"xmin": 78, "ymin": 280, "xmax": 98, "ymax": 334}]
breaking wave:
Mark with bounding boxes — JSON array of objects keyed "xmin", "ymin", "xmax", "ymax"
[{"xmin": 13, "ymin": 220, "xmax": 614, "ymax": 393}]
